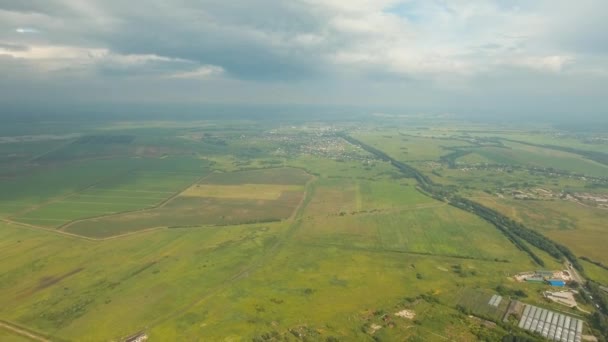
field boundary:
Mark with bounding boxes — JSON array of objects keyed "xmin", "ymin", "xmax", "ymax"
[
  {"xmin": 9, "ymin": 167, "xmax": 139, "ymax": 219},
  {"xmin": 2, "ymin": 217, "xmax": 170, "ymax": 242},
  {"xmin": 117, "ymin": 174, "xmax": 318, "ymax": 340},
  {"xmin": 59, "ymin": 169, "xmax": 314, "ymax": 239},
  {"xmin": 299, "ymin": 242, "xmax": 512, "ymax": 262},
  {"xmin": 57, "ymin": 172, "xmax": 213, "ymax": 233},
  {"xmin": 1, "ymin": 218, "xmax": 98, "ymax": 241},
  {"xmin": 0, "ymin": 319, "xmax": 52, "ymax": 342}
]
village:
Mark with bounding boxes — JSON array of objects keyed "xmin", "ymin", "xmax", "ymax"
[
  {"xmin": 264, "ymin": 130, "xmax": 377, "ymax": 163},
  {"xmin": 507, "ymin": 188, "xmax": 608, "ymax": 209}
]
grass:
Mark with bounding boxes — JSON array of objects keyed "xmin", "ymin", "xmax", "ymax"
[
  {"xmin": 359, "ymin": 179, "xmax": 435, "ymax": 209},
  {"xmin": 149, "ymin": 242, "xmax": 524, "ymax": 341},
  {"xmin": 580, "ymin": 259, "xmax": 608, "ymax": 285},
  {"xmin": 0, "ymin": 329, "xmax": 31, "ymax": 342},
  {"xmin": 467, "ymin": 131, "xmax": 608, "ymax": 154},
  {"xmin": 353, "ymin": 132, "xmax": 475, "ymax": 162},
  {"xmin": 295, "ymin": 205, "xmax": 530, "ymax": 261},
  {"xmin": 1, "ymin": 121, "xmax": 603, "ymax": 341},
  {"xmin": 287, "ymin": 155, "xmax": 400, "ymax": 180},
  {"xmin": 302, "ymin": 178, "xmax": 359, "ymax": 216},
  {"xmin": 455, "ymin": 288, "xmax": 509, "ymax": 322},
  {"xmin": 474, "ymin": 142, "xmax": 608, "ymax": 177},
  {"xmin": 0, "ymin": 220, "xmax": 286, "ymax": 341},
  {"xmin": 475, "ymin": 197, "xmax": 608, "ymax": 264}
]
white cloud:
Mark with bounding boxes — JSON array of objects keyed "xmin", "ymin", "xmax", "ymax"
[
  {"xmin": 508, "ymin": 55, "xmax": 575, "ymax": 73},
  {"xmin": 0, "ymin": 43, "xmax": 207, "ymax": 76},
  {"xmin": 15, "ymin": 27, "xmax": 39, "ymax": 34},
  {"xmin": 168, "ymin": 65, "xmax": 224, "ymax": 79},
  {"xmin": 0, "ymin": 0, "xmax": 608, "ymax": 113}
]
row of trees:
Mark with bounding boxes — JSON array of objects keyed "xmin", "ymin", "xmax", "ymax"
[{"xmin": 342, "ymin": 134, "xmax": 576, "ymax": 269}]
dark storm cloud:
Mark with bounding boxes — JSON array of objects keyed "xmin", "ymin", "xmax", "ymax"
[
  {"xmin": 95, "ymin": 0, "xmax": 339, "ymax": 80},
  {"xmin": 0, "ymin": 0, "xmax": 67, "ymax": 16},
  {"xmin": 0, "ymin": 0, "xmax": 607, "ymax": 117}
]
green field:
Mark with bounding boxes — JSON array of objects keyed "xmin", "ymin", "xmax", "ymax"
[
  {"xmin": 580, "ymin": 259, "xmax": 608, "ymax": 285},
  {"xmin": 455, "ymin": 289, "xmax": 510, "ymax": 322},
  {"xmin": 473, "ymin": 142, "xmax": 608, "ymax": 177},
  {"xmin": 62, "ymin": 168, "xmax": 311, "ymax": 238},
  {"xmin": 0, "ymin": 119, "xmax": 605, "ymax": 341},
  {"xmin": 476, "ymin": 196, "xmax": 608, "ymax": 264},
  {"xmin": 0, "ymin": 329, "xmax": 31, "ymax": 342},
  {"xmin": 201, "ymin": 167, "xmax": 311, "ymax": 185}
]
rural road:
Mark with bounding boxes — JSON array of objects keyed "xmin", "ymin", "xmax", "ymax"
[
  {"xmin": 565, "ymin": 259, "xmax": 584, "ymax": 284},
  {"xmin": 565, "ymin": 259, "xmax": 604, "ymax": 311}
]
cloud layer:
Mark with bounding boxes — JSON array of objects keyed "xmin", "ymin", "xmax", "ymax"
[{"xmin": 1, "ymin": 0, "xmax": 607, "ymax": 116}]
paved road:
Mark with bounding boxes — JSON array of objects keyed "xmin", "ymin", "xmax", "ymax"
[{"xmin": 565, "ymin": 259, "xmax": 604, "ymax": 311}]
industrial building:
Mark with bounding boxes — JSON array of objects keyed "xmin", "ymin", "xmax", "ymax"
[{"xmin": 518, "ymin": 304, "xmax": 583, "ymax": 342}]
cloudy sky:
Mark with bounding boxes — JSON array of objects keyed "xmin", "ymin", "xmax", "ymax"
[{"xmin": 1, "ymin": 0, "xmax": 607, "ymax": 117}]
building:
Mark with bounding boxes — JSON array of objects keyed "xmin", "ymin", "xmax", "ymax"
[
  {"xmin": 547, "ymin": 280, "xmax": 566, "ymax": 287},
  {"xmin": 536, "ymin": 270, "xmax": 555, "ymax": 278},
  {"xmin": 525, "ymin": 276, "xmax": 545, "ymax": 283}
]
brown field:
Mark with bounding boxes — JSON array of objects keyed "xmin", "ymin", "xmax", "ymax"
[
  {"xmin": 202, "ymin": 167, "xmax": 311, "ymax": 185},
  {"xmin": 63, "ymin": 191, "xmax": 305, "ymax": 238},
  {"xmin": 303, "ymin": 179, "xmax": 358, "ymax": 217},
  {"xmin": 180, "ymin": 184, "xmax": 302, "ymax": 200},
  {"xmin": 61, "ymin": 168, "xmax": 312, "ymax": 238}
]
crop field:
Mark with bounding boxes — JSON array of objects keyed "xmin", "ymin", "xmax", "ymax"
[
  {"xmin": 455, "ymin": 289, "xmax": 510, "ymax": 322},
  {"xmin": 63, "ymin": 193, "xmax": 304, "ymax": 238},
  {"xmin": 8, "ymin": 168, "xmax": 205, "ymax": 228},
  {"xmin": 201, "ymin": 167, "xmax": 311, "ymax": 185},
  {"xmin": 180, "ymin": 183, "xmax": 302, "ymax": 200},
  {"xmin": 0, "ymin": 120, "xmax": 605, "ymax": 341},
  {"xmin": 62, "ymin": 168, "xmax": 311, "ymax": 238}
]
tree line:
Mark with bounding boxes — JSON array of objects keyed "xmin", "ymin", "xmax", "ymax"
[{"xmin": 341, "ymin": 134, "xmax": 581, "ymax": 270}]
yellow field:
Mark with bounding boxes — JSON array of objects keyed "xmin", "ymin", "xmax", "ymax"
[{"xmin": 179, "ymin": 184, "xmax": 303, "ymax": 200}]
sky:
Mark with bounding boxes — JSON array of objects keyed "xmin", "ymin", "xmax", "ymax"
[{"xmin": 1, "ymin": 0, "xmax": 608, "ymax": 118}]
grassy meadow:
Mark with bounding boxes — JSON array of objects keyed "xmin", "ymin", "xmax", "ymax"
[
  {"xmin": 475, "ymin": 197, "xmax": 608, "ymax": 264},
  {"xmin": 0, "ymin": 120, "xmax": 605, "ymax": 341}
]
